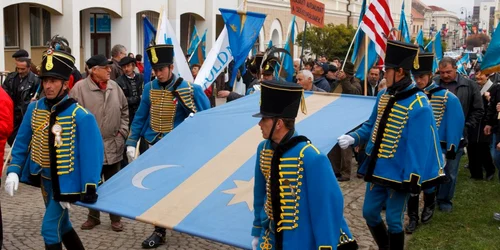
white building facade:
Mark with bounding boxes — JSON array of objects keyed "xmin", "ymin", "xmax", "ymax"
[{"xmin": 1, "ymin": 0, "xmax": 409, "ymax": 72}]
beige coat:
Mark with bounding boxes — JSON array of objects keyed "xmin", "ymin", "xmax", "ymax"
[{"xmin": 70, "ymin": 76, "xmax": 129, "ymax": 165}]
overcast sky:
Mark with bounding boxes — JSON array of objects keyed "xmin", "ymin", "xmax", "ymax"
[{"xmin": 420, "ymin": 0, "xmax": 476, "ymax": 18}]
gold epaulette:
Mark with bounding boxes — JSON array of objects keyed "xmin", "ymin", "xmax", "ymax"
[
  {"xmin": 377, "ymin": 102, "xmax": 409, "ymax": 159},
  {"xmin": 429, "ymin": 91, "xmax": 449, "ymax": 129},
  {"xmin": 150, "ymin": 89, "xmax": 176, "ymax": 133},
  {"xmin": 31, "ymin": 104, "xmax": 51, "ymax": 168},
  {"xmin": 175, "ymin": 82, "xmax": 197, "ymax": 113},
  {"xmin": 54, "ymin": 115, "xmax": 76, "ymax": 175}
]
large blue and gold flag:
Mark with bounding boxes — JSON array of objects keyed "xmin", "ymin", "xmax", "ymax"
[
  {"xmin": 280, "ymin": 16, "xmax": 296, "ymax": 82},
  {"xmin": 481, "ymin": 23, "xmax": 500, "ymax": 75},
  {"xmin": 219, "ymin": 8, "xmax": 266, "ymax": 87},
  {"xmin": 189, "ymin": 29, "xmax": 207, "ymax": 65},
  {"xmin": 398, "ymin": 2, "xmax": 411, "ymax": 43},
  {"xmin": 416, "ymin": 30, "xmax": 424, "ymax": 50},
  {"xmin": 351, "ymin": 0, "xmax": 378, "ymax": 81},
  {"xmin": 142, "ymin": 16, "xmax": 156, "ymax": 84},
  {"xmin": 187, "ymin": 26, "xmax": 200, "ymax": 55},
  {"xmin": 78, "ymin": 93, "xmax": 375, "ymax": 249}
]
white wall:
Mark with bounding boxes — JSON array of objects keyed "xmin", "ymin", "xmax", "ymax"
[{"xmin": 480, "ymin": 2, "xmax": 495, "ymax": 31}]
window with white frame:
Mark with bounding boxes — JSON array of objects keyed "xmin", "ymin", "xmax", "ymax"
[
  {"xmin": 30, "ymin": 7, "xmax": 51, "ymax": 46},
  {"xmin": 4, "ymin": 5, "xmax": 19, "ymax": 47}
]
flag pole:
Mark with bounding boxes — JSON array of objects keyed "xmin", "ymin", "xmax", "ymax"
[
  {"xmin": 299, "ymin": 21, "xmax": 308, "ymax": 70},
  {"xmin": 363, "ymin": 32, "xmax": 368, "ymax": 96},
  {"xmin": 342, "ymin": 25, "xmax": 362, "ymax": 71}
]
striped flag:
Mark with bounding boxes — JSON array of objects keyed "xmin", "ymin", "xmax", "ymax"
[{"xmin": 360, "ymin": 0, "xmax": 394, "ymax": 63}]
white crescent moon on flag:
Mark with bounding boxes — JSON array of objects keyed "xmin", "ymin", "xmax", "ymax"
[{"xmin": 132, "ymin": 165, "xmax": 181, "ymax": 190}]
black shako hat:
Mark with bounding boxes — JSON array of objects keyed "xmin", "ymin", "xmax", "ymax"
[
  {"xmin": 411, "ymin": 52, "xmax": 434, "ymax": 76},
  {"xmin": 146, "ymin": 44, "xmax": 174, "ymax": 69},
  {"xmin": 40, "ymin": 49, "xmax": 75, "ymax": 81},
  {"xmin": 385, "ymin": 40, "xmax": 419, "ymax": 71},
  {"xmin": 253, "ymin": 80, "xmax": 306, "ymax": 118}
]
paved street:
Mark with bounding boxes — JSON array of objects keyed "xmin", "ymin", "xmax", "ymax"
[{"xmin": 2, "ymin": 141, "xmax": 379, "ymax": 250}]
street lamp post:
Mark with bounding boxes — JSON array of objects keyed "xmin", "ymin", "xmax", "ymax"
[{"xmin": 461, "ymin": 7, "xmax": 468, "ymax": 42}]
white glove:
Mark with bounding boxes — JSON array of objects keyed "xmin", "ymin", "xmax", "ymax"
[
  {"xmin": 5, "ymin": 173, "xmax": 19, "ymax": 197},
  {"xmin": 337, "ymin": 135, "xmax": 355, "ymax": 149},
  {"xmin": 59, "ymin": 202, "xmax": 71, "ymax": 210},
  {"xmin": 252, "ymin": 236, "xmax": 259, "ymax": 250},
  {"xmin": 442, "ymin": 153, "xmax": 447, "ymax": 166},
  {"xmin": 126, "ymin": 146, "xmax": 136, "ymax": 161}
]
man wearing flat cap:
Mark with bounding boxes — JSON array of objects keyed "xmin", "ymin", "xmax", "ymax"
[
  {"xmin": 70, "ymin": 54, "xmax": 129, "ymax": 232},
  {"xmin": 124, "ymin": 44, "xmax": 210, "ymax": 248},
  {"xmin": 116, "ymin": 56, "xmax": 144, "ymax": 127},
  {"xmin": 404, "ymin": 53, "xmax": 464, "ymax": 234},
  {"xmin": 337, "ymin": 40, "xmax": 445, "ymax": 249},
  {"xmin": 4, "ymin": 49, "xmax": 104, "ymax": 250},
  {"xmin": 251, "ymin": 80, "xmax": 357, "ymax": 250},
  {"xmin": 312, "ymin": 61, "xmax": 331, "ymax": 92},
  {"xmin": 2, "ymin": 50, "xmax": 41, "ymax": 145}
]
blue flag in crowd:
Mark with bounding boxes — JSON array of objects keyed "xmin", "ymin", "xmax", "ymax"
[
  {"xmin": 351, "ymin": 0, "xmax": 378, "ymax": 81},
  {"xmin": 267, "ymin": 39, "xmax": 273, "ymax": 49},
  {"xmin": 399, "ymin": 2, "xmax": 411, "ymax": 43},
  {"xmin": 220, "ymin": 8, "xmax": 266, "ymax": 87},
  {"xmin": 351, "ymin": 0, "xmax": 366, "ymax": 65},
  {"xmin": 481, "ymin": 22, "xmax": 500, "ymax": 75},
  {"xmin": 426, "ymin": 32, "xmax": 443, "ymax": 72},
  {"xmin": 187, "ymin": 26, "xmax": 200, "ymax": 55},
  {"xmin": 143, "ymin": 16, "xmax": 156, "ymax": 84},
  {"xmin": 416, "ymin": 30, "xmax": 424, "ymax": 50},
  {"xmin": 189, "ymin": 29, "xmax": 207, "ymax": 65},
  {"xmin": 457, "ymin": 53, "xmax": 469, "ymax": 75},
  {"xmin": 280, "ymin": 16, "xmax": 296, "ymax": 82},
  {"xmin": 78, "ymin": 93, "xmax": 376, "ymax": 249}
]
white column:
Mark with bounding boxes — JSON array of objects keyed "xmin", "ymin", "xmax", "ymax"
[
  {"xmin": 111, "ymin": 0, "xmax": 136, "ymax": 54},
  {"xmin": 0, "ymin": 6, "xmax": 5, "ymax": 71},
  {"xmin": 51, "ymin": 1, "xmax": 81, "ymax": 70},
  {"xmin": 18, "ymin": 4, "xmax": 31, "ymax": 55}
]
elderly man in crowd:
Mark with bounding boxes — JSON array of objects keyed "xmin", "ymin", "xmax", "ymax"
[
  {"xmin": 70, "ymin": 54, "xmax": 129, "ymax": 232},
  {"xmin": 296, "ymin": 70, "xmax": 325, "ymax": 92},
  {"xmin": 110, "ymin": 44, "xmax": 128, "ymax": 80},
  {"xmin": 312, "ymin": 61, "xmax": 331, "ymax": 92}
]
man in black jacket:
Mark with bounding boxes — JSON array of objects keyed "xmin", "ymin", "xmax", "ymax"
[
  {"xmin": 434, "ymin": 57, "xmax": 484, "ymax": 212},
  {"xmin": 115, "ymin": 57, "xmax": 144, "ymax": 125},
  {"xmin": 2, "ymin": 57, "xmax": 40, "ymax": 145}
]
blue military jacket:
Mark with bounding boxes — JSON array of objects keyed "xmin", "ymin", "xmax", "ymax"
[
  {"xmin": 423, "ymin": 82, "xmax": 465, "ymax": 159},
  {"xmin": 7, "ymin": 95, "xmax": 104, "ymax": 203},
  {"xmin": 349, "ymin": 84, "xmax": 445, "ymax": 192},
  {"xmin": 126, "ymin": 77, "xmax": 211, "ymax": 146},
  {"xmin": 252, "ymin": 133, "xmax": 356, "ymax": 250}
]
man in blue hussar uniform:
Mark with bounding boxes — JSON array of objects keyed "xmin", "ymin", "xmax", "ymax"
[
  {"xmin": 251, "ymin": 80, "xmax": 358, "ymax": 250},
  {"xmin": 124, "ymin": 44, "xmax": 211, "ymax": 249},
  {"xmin": 337, "ymin": 40, "xmax": 446, "ymax": 250},
  {"xmin": 4, "ymin": 49, "xmax": 104, "ymax": 250},
  {"xmin": 405, "ymin": 53, "xmax": 465, "ymax": 233}
]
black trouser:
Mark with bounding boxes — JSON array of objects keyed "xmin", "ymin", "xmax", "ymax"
[{"xmin": 467, "ymin": 142, "xmax": 495, "ymax": 179}]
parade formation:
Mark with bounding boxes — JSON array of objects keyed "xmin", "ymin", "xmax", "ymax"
[{"xmin": 0, "ymin": 0, "xmax": 497, "ymax": 249}]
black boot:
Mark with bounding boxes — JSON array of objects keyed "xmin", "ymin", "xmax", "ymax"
[
  {"xmin": 45, "ymin": 243, "xmax": 62, "ymax": 250},
  {"xmin": 62, "ymin": 228, "xmax": 85, "ymax": 250},
  {"xmin": 389, "ymin": 232, "xmax": 405, "ymax": 250},
  {"xmin": 421, "ymin": 191, "xmax": 436, "ymax": 223},
  {"xmin": 405, "ymin": 195, "xmax": 419, "ymax": 234},
  {"xmin": 142, "ymin": 228, "xmax": 166, "ymax": 249},
  {"xmin": 367, "ymin": 222, "xmax": 389, "ymax": 250}
]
